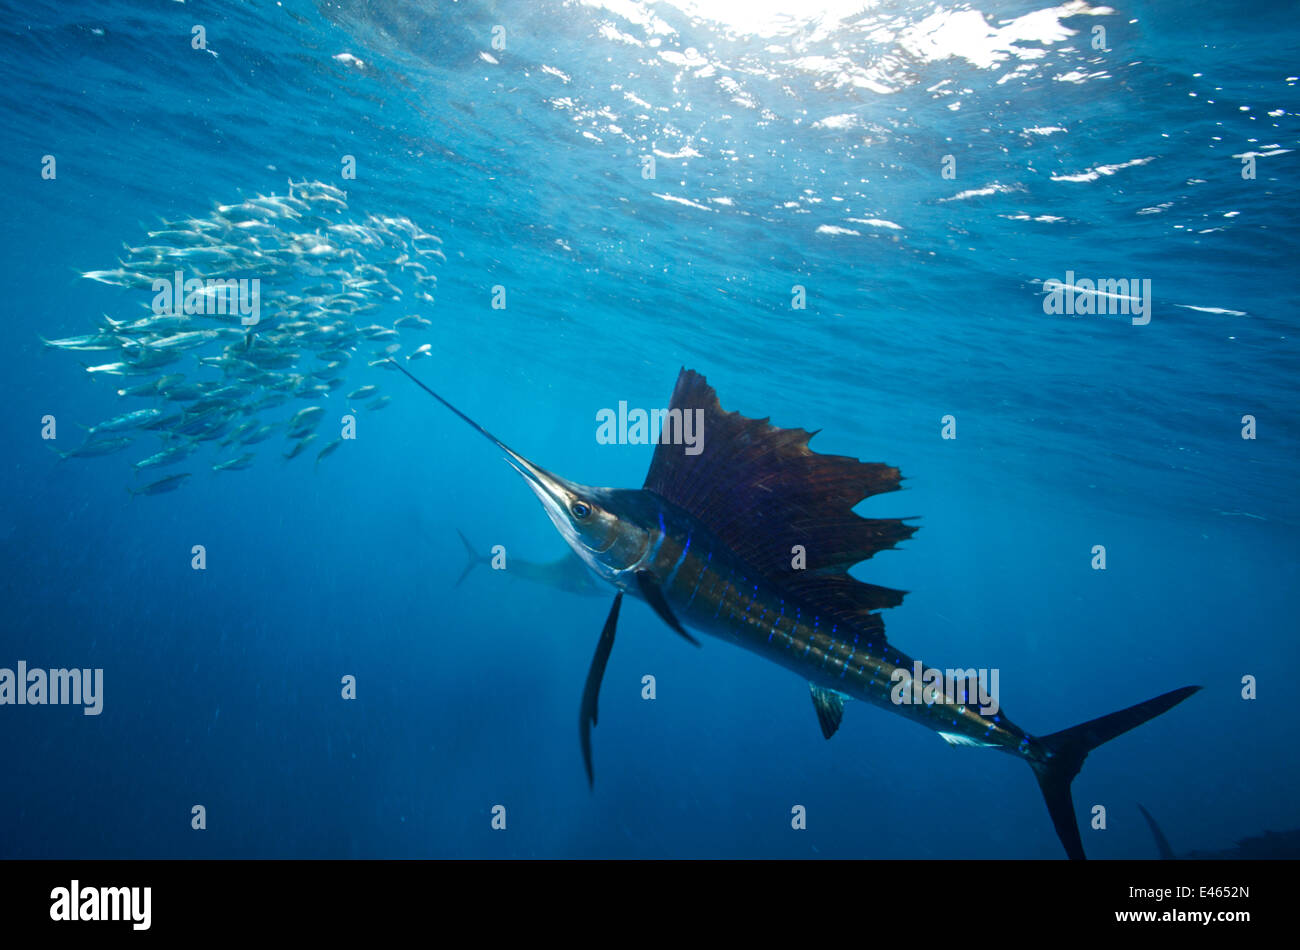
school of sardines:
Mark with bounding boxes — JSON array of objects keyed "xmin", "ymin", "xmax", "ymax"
[{"xmin": 45, "ymin": 180, "xmax": 443, "ymax": 495}]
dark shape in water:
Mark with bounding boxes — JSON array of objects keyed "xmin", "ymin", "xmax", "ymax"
[
  {"xmin": 394, "ymin": 362, "xmax": 1201, "ymax": 859},
  {"xmin": 128, "ymin": 472, "xmax": 191, "ymax": 495},
  {"xmin": 1137, "ymin": 804, "xmax": 1300, "ymax": 860},
  {"xmin": 453, "ymin": 528, "xmax": 603, "ymax": 597}
]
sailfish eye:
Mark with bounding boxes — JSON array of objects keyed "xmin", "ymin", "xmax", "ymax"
[{"xmin": 570, "ymin": 500, "xmax": 592, "ymax": 520}]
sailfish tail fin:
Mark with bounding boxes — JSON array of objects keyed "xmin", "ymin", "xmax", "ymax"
[
  {"xmin": 454, "ymin": 529, "xmax": 487, "ymax": 587},
  {"xmin": 1029, "ymin": 686, "xmax": 1201, "ymax": 860}
]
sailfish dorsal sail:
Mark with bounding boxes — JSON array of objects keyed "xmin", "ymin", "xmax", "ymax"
[{"xmin": 640, "ymin": 369, "xmax": 917, "ymax": 635}]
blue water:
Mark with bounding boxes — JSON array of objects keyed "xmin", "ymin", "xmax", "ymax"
[{"xmin": 2, "ymin": 0, "xmax": 1297, "ymax": 859}]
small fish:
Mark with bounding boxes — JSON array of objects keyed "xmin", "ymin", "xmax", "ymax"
[
  {"xmin": 287, "ymin": 406, "xmax": 324, "ymax": 437},
  {"xmin": 188, "ymin": 395, "xmax": 245, "ymax": 415},
  {"xmin": 194, "ymin": 419, "xmax": 236, "ymax": 442},
  {"xmin": 213, "ymin": 453, "xmax": 256, "ymax": 472},
  {"xmin": 128, "ymin": 472, "xmax": 192, "ymax": 495},
  {"xmin": 288, "ymin": 179, "xmax": 347, "ymax": 201},
  {"xmin": 136, "ymin": 330, "xmax": 219, "ymax": 351},
  {"xmin": 53, "ymin": 436, "xmax": 134, "ymax": 459},
  {"xmin": 407, "ymin": 344, "xmax": 433, "ymax": 361},
  {"xmin": 144, "ymin": 228, "xmax": 217, "ymax": 247},
  {"xmin": 140, "ymin": 411, "xmax": 185, "ymax": 431},
  {"xmin": 346, "ymin": 385, "xmax": 378, "ymax": 400},
  {"xmin": 215, "ymin": 200, "xmax": 293, "ymax": 224},
  {"xmin": 83, "ymin": 361, "xmax": 156, "ymax": 377},
  {"xmin": 394, "ymin": 315, "xmax": 432, "ymax": 330},
  {"xmin": 239, "ymin": 424, "xmax": 279, "ymax": 445},
  {"xmin": 161, "ymin": 383, "xmax": 208, "ymax": 402},
  {"xmin": 79, "ymin": 268, "xmax": 154, "ymax": 288},
  {"xmin": 118, "ymin": 347, "xmax": 182, "ymax": 370},
  {"xmin": 284, "ymin": 433, "xmax": 319, "ymax": 460},
  {"xmin": 310, "ymin": 361, "xmax": 345, "ymax": 380},
  {"xmin": 315, "ymin": 438, "xmax": 343, "ymax": 467},
  {"xmin": 117, "ymin": 380, "xmax": 162, "ymax": 398},
  {"xmin": 206, "ymin": 384, "xmax": 254, "ymax": 401},
  {"xmin": 242, "ymin": 349, "xmax": 301, "ymax": 370},
  {"xmin": 365, "ymin": 395, "xmax": 392, "ymax": 411},
  {"xmin": 41, "ymin": 332, "xmax": 122, "ymax": 351},
  {"xmin": 173, "ymin": 408, "xmax": 232, "ymax": 437},
  {"xmin": 250, "ymin": 391, "xmax": 292, "ymax": 411},
  {"xmin": 220, "ymin": 420, "xmax": 260, "ymax": 446},
  {"xmin": 115, "ymin": 314, "xmax": 193, "ymax": 334},
  {"xmin": 87, "ymin": 408, "xmax": 166, "ymax": 434},
  {"xmin": 134, "ymin": 443, "xmax": 198, "ymax": 470}
]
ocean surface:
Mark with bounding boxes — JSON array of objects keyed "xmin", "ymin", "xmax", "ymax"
[{"xmin": 1, "ymin": 0, "xmax": 1296, "ymax": 859}]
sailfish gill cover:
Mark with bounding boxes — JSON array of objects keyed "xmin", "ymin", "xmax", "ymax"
[{"xmin": 1, "ymin": 0, "xmax": 1297, "ymax": 862}]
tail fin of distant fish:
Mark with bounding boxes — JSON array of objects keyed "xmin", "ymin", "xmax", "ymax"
[
  {"xmin": 1137, "ymin": 803, "xmax": 1177, "ymax": 860},
  {"xmin": 1029, "ymin": 686, "xmax": 1201, "ymax": 859},
  {"xmin": 454, "ymin": 529, "xmax": 488, "ymax": 587}
]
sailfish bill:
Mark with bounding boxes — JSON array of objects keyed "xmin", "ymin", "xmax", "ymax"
[{"xmin": 393, "ymin": 360, "xmax": 1202, "ymax": 859}]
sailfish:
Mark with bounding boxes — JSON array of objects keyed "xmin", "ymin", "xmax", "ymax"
[
  {"xmin": 452, "ymin": 528, "xmax": 604, "ymax": 597},
  {"xmin": 393, "ymin": 363, "xmax": 1201, "ymax": 859}
]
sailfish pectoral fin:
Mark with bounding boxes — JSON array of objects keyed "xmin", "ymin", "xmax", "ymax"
[
  {"xmin": 634, "ymin": 570, "xmax": 700, "ymax": 647},
  {"xmin": 580, "ymin": 593, "xmax": 623, "ymax": 788}
]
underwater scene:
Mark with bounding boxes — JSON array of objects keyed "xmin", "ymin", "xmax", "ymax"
[{"xmin": 2, "ymin": 0, "xmax": 1297, "ymax": 863}]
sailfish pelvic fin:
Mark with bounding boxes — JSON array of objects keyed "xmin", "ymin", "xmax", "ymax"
[
  {"xmin": 580, "ymin": 593, "xmax": 623, "ymax": 788},
  {"xmin": 809, "ymin": 684, "xmax": 849, "ymax": 740}
]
